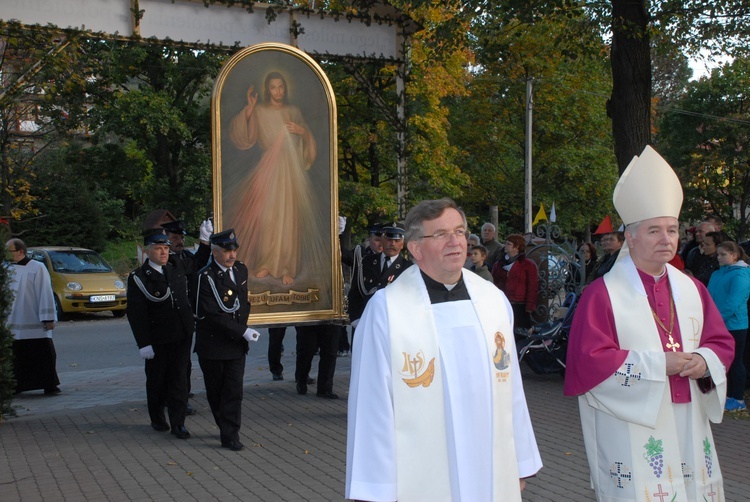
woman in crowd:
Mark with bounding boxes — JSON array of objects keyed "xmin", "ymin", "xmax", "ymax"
[
  {"xmin": 576, "ymin": 242, "xmax": 597, "ymax": 288},
  {"xmin": 694, "ymin": 231, "xmax": 724, "ymax": 285},
  {"xmin": 492, "ymin": 234, "xmax": 538, "ymax": 329},
  {"xmin": 707, "ymin": 240, "xmax": 750, "ymax": 411}
]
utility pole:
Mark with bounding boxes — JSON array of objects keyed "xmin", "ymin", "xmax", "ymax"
[{"xmin": 524, "ymin": 76, "xmax": 533, "ymax": 233}]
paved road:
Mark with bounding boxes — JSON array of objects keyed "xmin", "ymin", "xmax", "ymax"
[{"xmin": 2, "ymin": 316, "xmax": 749, "ymax": 501}]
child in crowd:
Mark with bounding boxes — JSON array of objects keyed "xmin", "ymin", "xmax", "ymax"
[{"xmin": 469, "ymin": 245, "xmax": 493, "ymax": 282}]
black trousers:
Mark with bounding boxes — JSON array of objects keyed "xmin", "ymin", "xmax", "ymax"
[
  {"xmin": 511, "ymin": 302, "xmax": 533, "ymax": 330},
  {"xmin": 198, "ymin": 356, "xmax": 246, "ymax": 443},
  {"xmin": 145, "ymin": 339, "xmax": 190, "ymax": 427},
  {"xmin": 12, "ymin": 338, "xmax": 60, "ymax": 392},
  {"xmin": 267, "ymin": 327, "xmax": 287, "ymax": 376},
  {"xmin": 337, "ymin": 325, "xmax": 350, "ymax": 352},
  {"xmin": 295, "ymin": 324, "xmax": 338, "ymax": 394},
  {"xmin": 728, "ymin": 329, "xmax": 747, "ymax": 399}
]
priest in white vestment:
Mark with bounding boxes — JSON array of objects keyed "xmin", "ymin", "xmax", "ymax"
[
  {"xmin": 346, "ymin": 198, "xmax": 542, "ymax": 502},
  {"xmin": 6, "ymin": 238, "xmax": 59, "ymax": 394},
  {"xmin": 564, "ymin": 146, "xmax": 735, "ymax": 502}
]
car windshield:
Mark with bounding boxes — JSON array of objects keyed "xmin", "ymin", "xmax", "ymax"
[{"xmin": 47, "ymin": 250, "xmax": 113, "ymax": 273}]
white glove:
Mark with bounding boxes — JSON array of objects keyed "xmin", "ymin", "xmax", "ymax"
[
  {"xmin": 338, "ymin": 216, "xmax": 347, "ymax": 235},
  {"xmin": 199, "ymin": 219, "xmax": 214, "ymax": 242},
  {"xmin": 243, "ymin": 328, "xmax": 261, "ymax": 343},
  {"xmin": 139, "ymin": 345, "xmax": 155, "ymax": 359}
]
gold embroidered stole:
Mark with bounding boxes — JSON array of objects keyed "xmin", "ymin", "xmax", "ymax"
[{"xmin": 386, "ymin": 266, "xmax": 520, "ymax": 501}]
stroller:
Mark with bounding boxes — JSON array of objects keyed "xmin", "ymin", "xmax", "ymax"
[{"xmin": 515, "ymin": 291, "xmax": 578, "ymax": 375}]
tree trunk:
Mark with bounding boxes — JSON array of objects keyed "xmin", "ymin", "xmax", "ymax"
[{"xmin": 608, "ymin": 0, "xmax": 651, "ymax": 174}]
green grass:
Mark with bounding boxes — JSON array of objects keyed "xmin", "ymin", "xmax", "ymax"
[{"xmin": 101, "ymin": 240, "xmax": 139, "ymax": 278}]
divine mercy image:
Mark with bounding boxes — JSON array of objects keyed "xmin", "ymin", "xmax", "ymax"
[{"xmin": 214, "ymin": 45, "xmax": 336, "ymax": 316}]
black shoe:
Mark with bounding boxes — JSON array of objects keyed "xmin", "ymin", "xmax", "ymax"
[
  {"xmin": 316, "ymin": 392, "xmax": 339, "ymax": 399},
  {"xmin": 221, "ymin": 440, "xmax": 245, "ymax": 451},
  {"xmin": 296, "ymin": 381, "xmax": 307, "ymax": 395},
  {"xmin": 151, "ymin": 422, "xmax": 170, "ymax": 432},
  {"xmin": 307, "ymin": 377, "xmax": 316, "ymax": 384},
  {"xmin": 272, "ymin": 373, "xmax": 284, "ymax": 381},
  {"xmin": 188, "ymin": 392, "xmax": 195, "ymax": 398},
  {"xmin": 185, "ymin": 404, "xmax": 197, "ymax": 416},
  {"xmin": 171, "ymin": 426, "xmax": 191, "ymax": 439},
  {"xmin": 44, "ymin": 387, "xmax": 61, "ymax": 395}
]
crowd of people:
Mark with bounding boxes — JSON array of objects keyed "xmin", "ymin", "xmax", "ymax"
[{"xmin": 7, "ymin": 143, "xmax": 748, "ymax": 501}]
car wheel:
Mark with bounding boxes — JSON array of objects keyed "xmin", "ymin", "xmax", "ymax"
[
  {"xmin": 54, "ymin": 296, "xmax": 69, "ymax": 322},
  {"xmin": 112, "ymin": 310, "xmax": 126, "ymax": 318}
]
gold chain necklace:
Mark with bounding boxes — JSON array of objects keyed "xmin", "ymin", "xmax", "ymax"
[{"xmin": 649, "ymin": 286, "xmax": 680, "ymax": 351}]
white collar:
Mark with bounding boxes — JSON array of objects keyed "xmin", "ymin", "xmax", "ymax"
[{"xmin": 148, "ymin": 261, "xmax": 164, "ymax": 274}]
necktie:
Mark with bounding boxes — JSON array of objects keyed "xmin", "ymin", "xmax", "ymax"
[{"xmin": 229, "ymin": 268, "xmax": 236, "ymax": 284}]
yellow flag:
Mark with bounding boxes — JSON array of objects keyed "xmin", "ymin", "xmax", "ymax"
[{"xmin": 532, "ymin": 203, "xmax": 547, "ymax": 226}]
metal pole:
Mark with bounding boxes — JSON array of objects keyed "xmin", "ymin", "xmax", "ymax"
[
  {"xmin": 397, "ymin": 67, "xmax": 407, "ymax": 220},
  {"xmin": 524, "ymin": 76, "xmax": 533, "ymax": 233},
  {"xmin": 396, "ymin": 29, "xmax": 411, "ymax": 221}
]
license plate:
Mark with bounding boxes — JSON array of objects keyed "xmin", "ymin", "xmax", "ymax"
[{"xmin": 90, "ymin": 295, "xmax": 115, "ymax": 302}]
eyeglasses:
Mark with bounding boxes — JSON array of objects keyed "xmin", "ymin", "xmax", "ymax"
[
  {"xmin": 419, "ymin": 229, "xmax": 467, "ymax": 241},
  {"xmin": 7, "ymin": 248, "xmax": 19, "ymax": 253}
]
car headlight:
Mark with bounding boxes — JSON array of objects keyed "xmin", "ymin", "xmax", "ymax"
[
  {"xmin": 115, "ymin": 280, "xmax": 125, "ymax": 289},
  {"xmin": 67, "ymin": 282, "xmax": 83, "ymax": 291}
]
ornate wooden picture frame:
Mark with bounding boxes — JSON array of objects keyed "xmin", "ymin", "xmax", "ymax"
[{"xmin": 211, "ymin": 43, "xmax": 344, "ymax": 326}]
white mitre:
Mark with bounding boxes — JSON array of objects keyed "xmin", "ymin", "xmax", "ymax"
[{"xmin": 612, "ymin": 145, "xmax": 683, "ymax": 226}]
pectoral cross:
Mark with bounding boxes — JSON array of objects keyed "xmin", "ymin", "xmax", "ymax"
[{"xmin": 666, "ymin": 334, "xmax": 680, "ymax": 352}]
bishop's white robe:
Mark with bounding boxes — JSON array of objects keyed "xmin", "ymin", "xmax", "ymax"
[
  {"xmin": 346, "ymin": 266, "xmax": 542, "ymax": 501},
  {"xmin": 565, "ymin": 252, "xmax": 734, "ymax": 502}
]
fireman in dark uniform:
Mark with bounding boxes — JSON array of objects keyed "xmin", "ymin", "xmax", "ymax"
[
  {"xmin": 194, "ymin": 229, "xmax": 259, "ymax": 452},
  {"xmin": 161, "ymin": 219, "xmax": 212, "ymax": 414},
  {"xmin": 346, "ymin": 223, "xmax": 412, "ymax": 339},
  {"xmin": 127, "ymin": 229, "xmax": 194, "ymax": 439}
]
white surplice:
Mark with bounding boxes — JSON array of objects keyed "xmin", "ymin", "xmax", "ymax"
[
  {"xmin": 7, "ymin": 260, "xmax": 57, "ymax": 340},
  {"xmin": 346, "ymin": 266, "xmax": 541, "ymax": 501}
]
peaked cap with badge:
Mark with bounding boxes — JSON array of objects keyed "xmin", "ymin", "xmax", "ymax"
[
  {"xmin": 144, "ymin": 228, "xmax": 170, "ymax": 246},
  {"xmin": 382, "ymin": 222, "xmax": 405, "ymax": 240},
  {"xmin": 161, "ymin": 220, "xmax": 188, "ymax": 235},
  {"xmin": 210, "ymin": 229, "xmax": 239, "ymax": 250}
]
